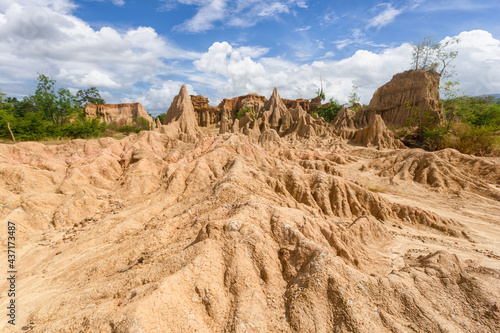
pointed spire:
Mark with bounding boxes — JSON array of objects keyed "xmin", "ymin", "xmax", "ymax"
[
  {"xmin": 164, "ymin": 85, "xmax": 194, "ymax": 125},
  {"xmin": 161, "ymin": 84, "xmax": 201, "ymax": 139},
  {"xmin": 265, "ymin": 87, "xmax": 287, "ymax": 129}
]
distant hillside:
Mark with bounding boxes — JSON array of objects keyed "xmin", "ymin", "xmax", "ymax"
[{"xmin": 479, "ymin": 93, "xmax": 500, "ymax": 99}]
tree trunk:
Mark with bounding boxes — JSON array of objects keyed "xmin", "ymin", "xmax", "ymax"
[{"xmin": 7, "ymin": 122, "xmax": 16, "ymax": 142}]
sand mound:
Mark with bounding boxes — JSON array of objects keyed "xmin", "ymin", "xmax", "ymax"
[
  {"xmin": 0, "ymin": 128, "xmax": 499, "ymax": 332},
  {"xmin": 332, "ymin": 107, "xmax": 405, "ymax": 150},
  {"xmin": 365, "ymin": 148, "xmax": 500, "ymax": 200},
  {"xmin": 350, "ymin": 115, "xmax": 406, "ymax": 150}
]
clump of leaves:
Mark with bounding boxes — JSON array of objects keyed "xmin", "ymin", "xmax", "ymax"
[
  {"xmin": 348, "ymin": 84, "xmax": 361, "ymax": 107},
  {"xmin": 447, "ymin": 124, "xmax": 498, "ymax": 156},
  {"xmin": 314, "ymin": 98, "xmax": 344, "ymax": 122},
  {"xmin": 236, "ymin": 106, "xmax": 257, "ymax": 120}
]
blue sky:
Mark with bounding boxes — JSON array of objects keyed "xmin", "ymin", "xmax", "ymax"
[{"xmin": 1, "ymin": 0, "xmax": 499, "ymax": 115}]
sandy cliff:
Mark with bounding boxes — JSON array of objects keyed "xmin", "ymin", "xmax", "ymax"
[
  {"xmin": 85, "ymin": 103, "xmax": 155, "ymax": 128},
  {"xmin": 368, "ymin": 70, "xmax": 443, "ymax": 127}
]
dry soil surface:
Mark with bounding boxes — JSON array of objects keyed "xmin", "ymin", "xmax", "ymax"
[{"xmin": 0, "ymin": 129, "xmax": 499, "ymax": 332}]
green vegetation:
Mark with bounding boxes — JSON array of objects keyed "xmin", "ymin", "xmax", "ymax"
[
  {"xmin": 402, "ymin": 95, "xmax": 500, "ymax": 156},
  {"xmin": 111, "ymin": 117, "xmax": 152, "ymax": 135},
  {"xmin": 316, "ymin": 90, "xmax": 326, "ymax": 102},
  {"xmin": 347, "ymin": 84, "xmax": 361, "ymax": 108},
  {"xmin": 316, "ymin": 76, "xmax": 326, "ymax": 101},
  {"xmin": 156, "ymin": 113, "xmax": 166, "ymax": 124},
  {"xmin": 401, "ymin": 35, "xmax": 500, "ymax": 156},
  {"xmin": 76, "ymin": 87, "xmax": 106, "ymax": 106},
  {"xmin": 0, "ymin": 74, "xmax": 147, "ymax": 142},
  {"xmin": 314, "ymin": 98, "xmax": 344, "ymax": 122},
  {"xmin": 236, "ymin": 106, "xmax": 257, "ymax": 120},
  {"xmin": 0, "ymin": 74, "xmax": 110, "ymax": 141},
  {"xmin": 410, "ymin": 35, "xmax": 461, "ymax": 99},
  {"xmin": 410, "ymin": 35, "xmax": 459, "ymax": 79}
]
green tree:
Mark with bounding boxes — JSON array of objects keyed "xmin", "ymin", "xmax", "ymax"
[
  {"xmin": 314, "ymin": 98, "xmax": 344, "ymax": 122},
  {"xmin": 348, "ymin": 84, "xmax": 361, "ymax": 107},
  {"xmin": 454, "ymin": 95, "xmax": 500, "ymax": 130},
  {"xmin": 410, "ymin": 35, "xmax": 460, "ymax": 95},
  {"xmin": 76, "ymin": 87, "xmax": 105, "ymax": 107},
  {"xmin": 7, "ymin": 96, "xmax": 37, "ymax": 118},
  {"xmin": 34, "ymin": 74, "xmax": 57, "ymax": 123},
  {"xmin": 156, "ymin": 113, "xmax": 166, "ymax": 124},
  {"xmin": 236, "ymin": 106, "xmax": 256, "ymax": 119},
  {"xmin": 316, "ymin": 75, "xmax": 326, "ymax": 101},
  {"xmin": 411, "ymin": 36, "xmax": 440, "ymax": 71},
  {"xmin": 55, "ymin": 88, "xmax": 79, "ymax": 125}
]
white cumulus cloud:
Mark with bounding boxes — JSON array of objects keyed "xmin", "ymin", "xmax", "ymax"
[
  {"xmin": 191, "ymin": 31, "xmax": 500, "ymax": 105},
  {"xmin": 137, "ymin": 81, "xmax": 197, "ymax": 114},
  {"xmin": 0, "ymin": 0, "xmax": 198, "ymax": 94}
]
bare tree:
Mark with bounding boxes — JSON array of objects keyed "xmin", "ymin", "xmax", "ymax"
[
  {"xmin": 410, "ymin": 35, "xmax": 460, "ymax": 79},
  {"xmin": 411, "ymin": 36, "xmax": 439, "ymax": 71},
  {"xmin": 435, "ymin": 38, "xmax": 460, "ymax": 79}
]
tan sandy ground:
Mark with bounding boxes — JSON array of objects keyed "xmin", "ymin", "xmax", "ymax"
[{"xmin": 0, "ymin": 127, "xmax": 499, "ymax": 332}]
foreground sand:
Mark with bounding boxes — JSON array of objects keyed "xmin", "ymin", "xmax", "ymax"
[{"xmin": 0, "ymin": 128, "xmax": 499, "ymax": 332}]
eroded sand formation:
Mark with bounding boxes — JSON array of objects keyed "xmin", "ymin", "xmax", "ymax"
[
  {"xmin": 0, "ymin": 78, "xmax": 499, "ymax": 333},
  {"xmin": 85, "ymin": 103, "xmax": 155, "ymax": 128}
]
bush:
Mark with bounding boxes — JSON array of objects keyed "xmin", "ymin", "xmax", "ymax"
[
  {"xmin": 0, "ymin": 111, "xmax": 108, "ymax": 141},
  {"xmin": 10, "ymin": 112, "xmax": 48, "ymax": 141},
  {"xmin": 447, "ymin": 124, "xmax": 498, "ymax": 156},
  {"xmin": 133, "ymin": 117, "xmax": 152, "ymax": 131},
  {"xmin": 236, "ymin": 107, "xmax": 256, "ymax": 119},
  {"xmin": 314, "ymin": 98, "xmax": 344, "ymax": 122},
  {"xmin": 59, "ymin": 118, "xmax": 107, "ymax": 139},
  {"xmin": 421, "ymin": 125, "xmax": 449, "ymax": 151},
  {"xmin": 450, "ymin": 95, "xmax": 500, "ymax": 130},
  {"xmin": 156, "ymin": 113, "xmax": 165, "ymax": 124},
  {"xmin": 117, "ymin": 125, "xmax": 141, "ymax": 135}
]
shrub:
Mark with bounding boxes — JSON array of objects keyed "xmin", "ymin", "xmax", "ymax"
[
  {"xmin": 133, "ymin": 117, "xmax": 152, "ymax": 131},
  {"xmin": 117, "ymin": 125, "xmax": 141, "ymax": 135},
  {"xmin": 447, "ymin": 124, "xmax": 498, "ymax": 156},
  {"xmin": 156, "ymin": 113, "xmax": 165, "ymax": 124},
  {"xmin": 314, "ymin": 98, "xmax": 344, "ymax": 122},
  {"xmin": 449, "ymin": 95, "xmax": 500, "ymax": 130},
  {"xmin": 58, "ymin": 118, "xmax": 107, "ymax": 139},
  {"xmin": 236, "ymin": 107, "xmax": 256, "ymax": 119}
]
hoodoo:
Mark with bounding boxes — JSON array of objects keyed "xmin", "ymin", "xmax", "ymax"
[
  {"xmin": 368, "ymin": 70, "xmax": 443, "ymax": 126},
  {"xmin": 84, "ymin": 102, "xmax": 154, "ymax": 128},
  {"xmin": 160, "ymin": 85, "xmax": 202, "ymax": 141}
]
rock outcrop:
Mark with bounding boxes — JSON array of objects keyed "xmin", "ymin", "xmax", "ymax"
[
  {"xmin": 331, "ymin": 106, "xmax": 404, "ymax": 149},
  {"xmin": 191, "ymin": 95, "xmax": 221, "ymax": 127},
  {"xmin": 85, "ymin": 103, "xmax": 154, "ymax": 128},
  {"xmin": 368, "ymin": 70, "xmax": 443, "ymax": 127},
  {"xmin": 365, "ymin": 148, "xmax": 500, "ymax": 199},
  {"xmin": 219, "ymin": 116, "xmax": 229, "ymax": 134},
  {"xmin": 231, "ymin": 88, "xmax": 336, "ymax": 140},
  {"xmin": 265, "ymin": 88, "xmax": 288, "ymax": 129},
  {"xmin": 159, "ymin": 85, "xmax": 202, "ymax": 141},
  {"xmin": 218, "ymin": 94, "xmax": 267, "ymax": 119},
  {"xmin": 282, "ymin": 96, "xmax": 322, "ymax": 114}
]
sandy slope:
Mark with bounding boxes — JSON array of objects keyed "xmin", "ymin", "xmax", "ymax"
[{"xmin": 0, "ymin": 129, "xmax": 499, "ymax": 332}]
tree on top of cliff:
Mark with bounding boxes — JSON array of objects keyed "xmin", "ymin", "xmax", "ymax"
[
  {"xmin": 76, "ymin": 87, "xmax": 106, "ymax": 107},
  {"xmin": 410, "ymin": 35, "xmax": 460, "ymax": 80}
]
